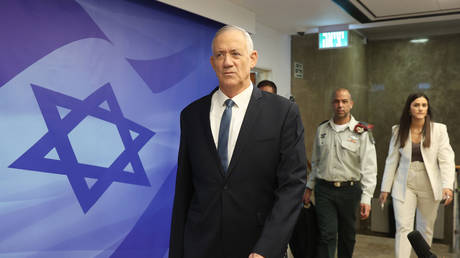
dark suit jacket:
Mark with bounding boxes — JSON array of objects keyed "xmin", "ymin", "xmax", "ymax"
[{"xmin": 169, "ymin": 87, "xmax": 306, "ymax": 258}]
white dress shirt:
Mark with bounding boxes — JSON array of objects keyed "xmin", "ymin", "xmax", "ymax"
[{"xmin": 210, "ymin": 83, "xmax": 253, "ymax": 167}]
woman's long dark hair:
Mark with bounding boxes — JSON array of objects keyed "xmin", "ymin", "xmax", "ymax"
[{"xmin": 396, "ymin": 93, "xmax": 432, "ymax": 148}]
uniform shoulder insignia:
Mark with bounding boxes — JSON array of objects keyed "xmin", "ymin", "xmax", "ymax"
[
  {"xmin": 319, "ymin": 120, "xmax": 329, "ymax": 126},
  {"xmin": 355, "ymin": 121, "xmax": 374, "ymax": 132},
  {"xmin": 354, "ymin": 121, "xmax": 375, "ymax": 144}
]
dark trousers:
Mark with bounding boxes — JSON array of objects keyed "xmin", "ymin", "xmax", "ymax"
[{"xmin": 315, "ymin": 180, "xmax": 362, "ymax": 258}]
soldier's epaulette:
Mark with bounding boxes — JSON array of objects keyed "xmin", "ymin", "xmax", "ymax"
[
  {"xmin": 354, "ymin": 121, "xmax": 375, "ymax": 144},
  {"xmin": 319, "ymin": 120, "xmax": 329, "ymax": 126},
  {"xmin": 358, "ymin": 122, "xmax": 374, "ymax": 131}
]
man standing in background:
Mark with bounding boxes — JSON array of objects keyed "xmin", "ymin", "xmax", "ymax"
[
  {"xmin": 303, "ymin": 88, "xmax": 377, "ymax": 258},
  {"xmin": 257, "ymin": 80, "xmax": 277, "ymax": 94}
]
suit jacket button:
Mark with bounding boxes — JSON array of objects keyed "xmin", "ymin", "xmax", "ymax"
[{"xmin": 223, "ymin": 185, "xmax": 229, "ymax": 190}]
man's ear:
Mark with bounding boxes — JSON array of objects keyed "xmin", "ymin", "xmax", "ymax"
[
  {"xmin": 249, "ymin": 50, "xmax": 258, "ymax": 68},
  {"xmin": 210, "ymin": 56, "xmax": 216, "ymax": 70}
]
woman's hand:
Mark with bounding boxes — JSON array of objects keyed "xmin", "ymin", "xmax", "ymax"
[
  {"xmin": 379, "ymin": 192, "xmax": 389, "ymax": 208},
  {"xmin": 442, "ymin": 188, "xmax": 453, "ymax": 206}
]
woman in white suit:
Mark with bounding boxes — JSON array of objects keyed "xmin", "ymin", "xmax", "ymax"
[{"xmin": 379, "ymin": 93, "xmax": 455, "ymax": 258}]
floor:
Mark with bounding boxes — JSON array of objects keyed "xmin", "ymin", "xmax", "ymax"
[
  {"xmin": 353, "ymin": 234, "xmax": 457, "ymax": 258},
  {"xmin": 287, "ymin": 234, "xmax": 459, "ymax": 257}
]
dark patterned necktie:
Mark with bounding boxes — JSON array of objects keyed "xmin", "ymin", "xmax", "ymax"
[{"xmin": 217, "ymin": 99, "xmax": 235, "ymax": 172}]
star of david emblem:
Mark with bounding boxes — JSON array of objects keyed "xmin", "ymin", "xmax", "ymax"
[{"xmin": 9, "ymin": 83, "xmax": 155, "ymax": 213}]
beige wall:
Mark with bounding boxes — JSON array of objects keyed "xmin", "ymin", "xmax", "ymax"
[
  {"xmin": 292, "ymin": 32, "xmax": 460, "ymax": 173},
  {"xmin": 291, "ymin": 31, "xmax": 368, "ymax": 161},
  {"xmin": 367, "ymin": 34, "xmax": 460, "ymax": 171}
]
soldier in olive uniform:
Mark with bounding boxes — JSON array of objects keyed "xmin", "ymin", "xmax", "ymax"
[{"xmin": 303, "ymin": 88, "xmax": 377, "ymax": 258}]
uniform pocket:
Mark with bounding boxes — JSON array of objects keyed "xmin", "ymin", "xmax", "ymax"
[{"xmin": 341, "ymin": 140, "xmax": 358, "ymax": 152}]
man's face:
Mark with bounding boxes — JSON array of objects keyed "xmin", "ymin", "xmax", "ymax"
[
  {"xmin": 332, "ymin": 90, "xmax": 353, "ymax": 120},
  {"xmin": 210, "ymin": 30, "xmax": 257, "ymax": 91}
]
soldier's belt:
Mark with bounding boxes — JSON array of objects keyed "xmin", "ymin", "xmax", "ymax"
[{"xmin": 317, "ymin": 178, "xmax": 359, "ymax": 188}]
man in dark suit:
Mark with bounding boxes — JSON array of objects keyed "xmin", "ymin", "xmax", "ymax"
[{"xmin": 169, "ymin": 25, "xmax": 307, "ymax": 258}]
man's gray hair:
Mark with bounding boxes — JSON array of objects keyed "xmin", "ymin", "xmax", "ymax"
[{"xmin": 212, "ymin": 25, "xmax": 254, "ymax": 54}]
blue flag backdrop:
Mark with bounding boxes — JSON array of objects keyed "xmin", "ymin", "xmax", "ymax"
[{"xmin": 0, "ymin": 0, "xmax": 220, "ymax": 257}]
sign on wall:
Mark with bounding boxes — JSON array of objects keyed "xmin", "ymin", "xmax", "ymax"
[
  {"xmin": 0, "ymin": 0, "xmax": 220, "ymax": 257},
  {"xmin": 294, "ymin": 62, "xmax": 304, "ymax": 79},
  {"xmin": 319, "ymin": 30, "xmax": 349, "ymax": 49}
]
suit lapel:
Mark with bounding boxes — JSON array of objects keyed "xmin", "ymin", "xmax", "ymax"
[
  {"xmin": 419, "ymin": 123, "xmax": 430, "ymax": 159},
  {"xmin": 200, "ymin": 87, "xmax": 226, "ymax": 177},
  {"xmin": 226, "ymin": 87, "xmax": 263, "ymax": 178}
]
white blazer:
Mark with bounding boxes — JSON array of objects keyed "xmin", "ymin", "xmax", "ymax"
[{"xmin": 381, "ymin": 122, "xmax": 455, "ymax": 201}]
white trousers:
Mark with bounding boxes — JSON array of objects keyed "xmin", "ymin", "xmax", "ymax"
[{"xmin": 393, "ymin": 162, "xmax": 440, "ymax": 258}]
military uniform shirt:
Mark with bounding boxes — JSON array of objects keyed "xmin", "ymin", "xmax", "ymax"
[{"xmin": 306, "ymin": 116, "xmax": 377, "ymax": 205}]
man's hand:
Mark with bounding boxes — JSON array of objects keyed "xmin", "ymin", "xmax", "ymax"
[
  {"xmin": 360, "ymin": 203, "xmax": 371, "ymax": 220},
  {"xmin": 303, "ymin": 188, "xmax": 312, "ymax": 205},
  {"xmin": 249, "ymin": 253, "xmax": 264, "ymax": 258}
]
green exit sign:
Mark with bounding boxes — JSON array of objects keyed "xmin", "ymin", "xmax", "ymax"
[{"xmin": 319, "ymin": 31, "xmax": 349, "ymax": 49}]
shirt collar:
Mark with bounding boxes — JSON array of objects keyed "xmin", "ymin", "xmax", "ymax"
[
  {"xmin": 328, "ymin": 115, "xmax": 358, "ymax": 131},
  {"xmin": 216, "ymin": 83, "xmax": 253, "ymax": 108},
  {"xmin": 348, "ymin": 116, "xmax": 358, "ymax": 130}
]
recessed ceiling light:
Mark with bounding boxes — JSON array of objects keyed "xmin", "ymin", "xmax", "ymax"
[{"xmin": 410, "ymin": 38, "xmax": 429, "ymax": 43}]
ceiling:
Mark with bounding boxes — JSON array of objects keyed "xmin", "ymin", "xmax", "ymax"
[
  {"xmin": 347, "ymin": 0, "xmax": 460, "ymax": 22},
  {"xmin": 228, "ymin": 0, "xmax": 460, "ymax": 40}
]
